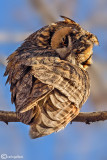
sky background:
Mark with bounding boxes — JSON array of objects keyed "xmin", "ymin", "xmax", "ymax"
[{"xmin": 0, "ymin": 0, "xmax": 107, "ymax": 160}]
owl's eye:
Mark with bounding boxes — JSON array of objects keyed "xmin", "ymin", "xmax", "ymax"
[{"xmin": 60, "ymin": 36, "xmax": 69, "ymax": 47}]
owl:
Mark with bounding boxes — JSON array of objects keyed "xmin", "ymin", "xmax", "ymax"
[{"xmin": 4, "ymin": 16, "xmax": 99, "ymax": 138}]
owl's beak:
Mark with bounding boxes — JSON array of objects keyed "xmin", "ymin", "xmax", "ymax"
[
  {"xmin": 93, "ymin": 35, "xmax": 99, "ymax": 46},
  {"xmin": 89, "ymin": 34, "xmax": 99, "ymax": 46}
]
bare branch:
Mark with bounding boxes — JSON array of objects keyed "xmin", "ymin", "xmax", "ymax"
[
  {"xmin": 73, "ymin": 111, "xmax": 107, "ymax": 124},
  {"xmin": 0, "ymin": 56, "xmax": 7, "ymax": 66},
  {"xmin": 0, "ymin": 110, "xmax": 107, "ymax": 125},
  {"xmin": 0, "ymin": 32, "xmax": 31, "ymax": 43},
  {"xmin": 0, "ymin": 111, "xmax": 20, "ymax": 124},
  {"xmin": 30, "ymin": 0, "xmax": 57, "ymax": 24}
]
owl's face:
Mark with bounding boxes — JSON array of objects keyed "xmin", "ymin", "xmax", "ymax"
[{"xmin": 35, "ymin": 16, "xmax": 99, "ymax": 70}]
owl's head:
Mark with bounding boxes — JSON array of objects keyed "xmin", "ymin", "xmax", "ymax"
[{"xmin": 51, "ymin": 16, "xmax": 99, "ymax": 70}]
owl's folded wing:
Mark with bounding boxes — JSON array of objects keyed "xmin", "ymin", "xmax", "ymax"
[
  {"xmin": 4, "ymin": 49, "xmax": 58, "ymax": 124},
  {"xmin": 30, "ymin": 58, "xmax": 90, "ymax": 109},
  {"xmin": 28, "ymin": 57, "xmax": 90, "ymax": 138},
  {"xmin": 5, "ymin": 47, "xmax": 90, "ymax": 129}
]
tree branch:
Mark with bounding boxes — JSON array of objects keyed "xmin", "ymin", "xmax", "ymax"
[
  {"xmin": 0, "ymin": 111, "xmax": 20, "ymax": 124},
  {"xmin": 0, "ymin": 32, "xmax": 31, "ymax": 43},
  {"xmin": 30, "ymin": 0, "xmax": 57, "ymax": 24},
  {"xmin": 0, "ymin": 56, "xmax": 7, "ymax": 66},
  {"xmin": 0, "ymin": 110, "xmax": 107, "ymax": 125},
  {"xmin": 73, "ymin": 111, "xmax": 107, "ymax": 124}
]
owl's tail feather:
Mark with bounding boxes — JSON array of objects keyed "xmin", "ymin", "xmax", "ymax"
[{"xmin": 29, "ymin": 104, "xmax": 79, "ymax": 139}]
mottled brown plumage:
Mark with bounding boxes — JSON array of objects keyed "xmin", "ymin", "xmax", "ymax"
[{"xmin": 4, "ymin": 16, "xmax": 99, "ymax": 138}]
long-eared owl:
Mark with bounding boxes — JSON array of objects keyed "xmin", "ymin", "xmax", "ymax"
[{"xmin": 4, "ymin": 16, "xmax": 99, "ymax": 138}]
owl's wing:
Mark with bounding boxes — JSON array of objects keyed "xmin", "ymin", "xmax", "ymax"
[
  {"xmin": 27, "ymin": 53, "xmax": 90, "ymax": 138},
  {"xmin": 30, "ymin": 58, "xmax": 90, "ymax": 108},
  {"xmin": 4, "ymin": 48, "xmax": 58, "ymax": 124},
  {"xmin": 5, "ymin": 47, "xmax": 90, "ymax": 138}
]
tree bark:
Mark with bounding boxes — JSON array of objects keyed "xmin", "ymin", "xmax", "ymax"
[{"xmin": 0, "ymin": 110, "xmax": 107, "ymax": 124}]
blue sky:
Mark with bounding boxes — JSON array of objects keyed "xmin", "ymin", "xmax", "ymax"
[{"xmin": 0, "ymin": 0, "xmax": 107, "ymax": 160}]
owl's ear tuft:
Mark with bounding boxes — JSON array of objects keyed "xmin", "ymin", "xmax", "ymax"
[{"xmin": 60, "ymin": 15, "xmax": 76, "ymax": 24}]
